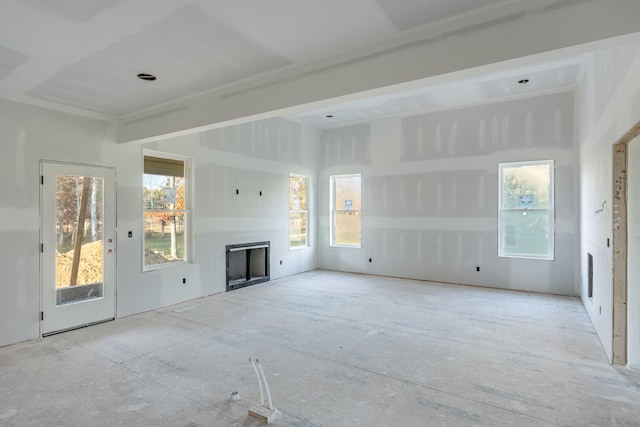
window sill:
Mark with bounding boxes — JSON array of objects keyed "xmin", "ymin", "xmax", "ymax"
[
  {"xmin": 498, "ymin": 254, "xmax": 554, "ymax": 261},
  {"xmin": 143, "ymin": 260, "xmax": 189, "ymax": 272}
]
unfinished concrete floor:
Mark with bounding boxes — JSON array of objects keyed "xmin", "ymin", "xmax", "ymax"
[{"xmin": 1, "ymin": 270, "xmax": 639, "ymax": 426}]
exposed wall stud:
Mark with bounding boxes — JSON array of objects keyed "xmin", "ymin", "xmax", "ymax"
[{"xmin": 612, "ymin": 142, "xmax": 628, "ymax": 365}]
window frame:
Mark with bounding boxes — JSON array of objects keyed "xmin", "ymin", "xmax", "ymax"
[
  {"xmin": 289, "ymin": 173, "xmax": 309, "ymax": 250},
  {"xmin": 498, "ymin": 159, "xmax": 554, "ymax": 260},
  {"xmin": 330, "ymin": 173, "xmax": 362, "ymax": 248},
  {"xmin": 142, "ymin": 150, "xmax": 192, "ymax": 271}
]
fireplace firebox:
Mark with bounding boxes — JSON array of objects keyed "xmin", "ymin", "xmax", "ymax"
[{"xmin": 226, "ymin": 241, "xmax": 270, "ymax": 291}]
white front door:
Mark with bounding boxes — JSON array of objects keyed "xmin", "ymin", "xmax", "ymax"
[{"xmin": 41, "ymin": 162, "xmax": 116, "ymax": 335}]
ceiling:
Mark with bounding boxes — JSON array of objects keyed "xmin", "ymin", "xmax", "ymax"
[{"xmin": 0, "ymin": 0, "xmax": 629, "ymax": 130}]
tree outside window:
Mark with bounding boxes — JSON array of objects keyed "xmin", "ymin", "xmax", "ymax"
[
  {"xmin": 289, "ymin": 174, "xmax": 309, "ymax": 249},
  {"xmin": 143, "ymin": 154, "xmax": 189, "ymax": 267}
]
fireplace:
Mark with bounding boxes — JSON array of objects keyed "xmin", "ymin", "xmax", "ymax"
[{"xmin": 226, "ymin": 241, "xmax": 270, "ymax": 291}]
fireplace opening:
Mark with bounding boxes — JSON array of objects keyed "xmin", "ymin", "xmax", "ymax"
[{"xmin": 226, "ymin": 241, "xmax": 270, "ymax": 291}]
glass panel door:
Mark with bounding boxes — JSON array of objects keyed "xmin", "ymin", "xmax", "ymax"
[{"xmin": 41, "ymin": 162, "xmax": 115, "ymax": 335}]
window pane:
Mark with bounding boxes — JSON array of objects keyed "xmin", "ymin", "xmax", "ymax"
[
  {"xmin": 55, "ymin": 175, "xmax": 104, "ymax": 305},
  {"xmin": 331, "ymin": 174, "xmax": 361, "ymax": 247},
  {"xmin": 289, "ymin": 176, "xmax": 307, "ymax": 210},
  {"xmin": 499, "ymin": 160, "xmax": 553, "ymax": 259},
  {"xmin": 334, "ymin": 211, "xmax": 361, "ymax": 246},
  {"xmin": 290, "ymin": 175, "xmax": 309, "ymax": 249},
  {"xmin": 335, "ymin": 175, "xmax": 361, "ymax": 210},
  {"xmin": 143, "ymin": 155, "xmax": 187, "ymax": 268},
  {"xmin": 289, "ymin": 212, "xmax": 307, "ymax": 247},
  {"xmin": 502, "ymin": 164, "xmax": 550, "ymax": 209},
  {"xmin": 144, "ymin": 211, "xmax": 186, "ymax": 265},
  {"xmin": 143, "ymin": 175, "xmax": 184, "ymax": 210},
  {"xmin": 501, "ymin": 210, "xmax": 550, "ymax": 256}
]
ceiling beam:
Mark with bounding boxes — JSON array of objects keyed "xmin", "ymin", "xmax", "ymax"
[{"xmin": 119, "ymin": 0, "xmax": 640, "ymax": 144}]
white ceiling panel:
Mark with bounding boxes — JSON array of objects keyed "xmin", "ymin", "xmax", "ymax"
[
  {"xmin": 27, "ymin": 4, "xmax": 291, "ymax": 115},
  {"xmin": 477, "ymin": 64, "xmax": 581, "ymax": 99},
  {"xmin": 22, "ymin": 0, "xmax": 120, "ymax": 23},
  {"xmin": 376, "ymin": 0, "xmax": 504, "ymax": 31},
  {"xmin": 290, "ymin": 57, "xmax": 586, "ymax": 129},
  {"xmin": 1, "ymin": 0, "xmax": 639, "ymax": 124},
  {"xmin": 0, "ymin": 46, "xmax": 28, "ymax": 80}
]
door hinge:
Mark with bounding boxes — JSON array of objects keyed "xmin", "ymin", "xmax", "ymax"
[
  {"xmin": 40, "ymin": 311, "xmax": 44, "ymax": 321},
  {"xmin": 40, "ymin": 175, "xmax": 44, "ymax": 185},
  {"xmin": 40, "ymin": 243, "xmax": 44, "ymax": 253}
]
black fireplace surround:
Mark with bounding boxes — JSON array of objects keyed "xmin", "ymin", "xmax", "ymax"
[{"xmin": 226, "ymin": 241, "xmax": 270, "ymax": 291}]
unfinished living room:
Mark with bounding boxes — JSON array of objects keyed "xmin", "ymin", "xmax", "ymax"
[{"xmin": 1, "ymin": 1, "xmax": 640, "ymax": 426}]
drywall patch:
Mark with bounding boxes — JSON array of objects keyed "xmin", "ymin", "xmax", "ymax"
[
  {"xmin": 588, "ymin": 43, "xmax": 640, "ymax": 123},
  {"xmin": 195, "ymin": 164, "xmax": 284, "ymax": 218},
  {"xmin": 200, "ymin": 117, "xmax": 303, "ymax": 163},
  {"xmin": 365, "ymin": 170, "xmax": 495, "ymax": 218},
  {"xmin": 555, "ymin": 165, "xmax": 577, "ymax": 219},
  {"xmin": 401, "ymin": 92, "xmax": 575, "ymax": 161},
  {"xmin": 321, "ymin": 124, "xmax": 371, "ymax": 168},
  {"xmin": 366, "ymin": 229, "xmax": 495, "ymax": 276}
]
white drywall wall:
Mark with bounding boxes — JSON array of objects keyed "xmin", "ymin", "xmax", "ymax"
[
  {"xmin": 119, "ymin": 118, "xmax": 319, "ymax": 316},
  {"xmin": 627, "ymin": 135, "xmax": 640, "ymax": 368},
  {"xmin": 0, "ymin": 99, "xmax": 318, "ymax": 347},
  {"xmin": 578, "ymin": 44, "xmax": 640, "ymax": 363},
  {"xmin": 318, "ymin": 91, "xmax": 579, "ymax": 295},
  {"xmin": 0, "ymin": 99, "xmax": 123, "ymax": 345}
]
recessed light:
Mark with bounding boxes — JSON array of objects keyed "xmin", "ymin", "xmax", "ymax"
[
  {"xmin": 518, "ymin": 79, "xmax": 530, "ymax": 85},
  {"xmin": 325, "ymin": 114, "xmax": 334, "ymax": 118},
  {"xmin": 137, "ymin": 73, "xmax": 157, "ymax": 81}
]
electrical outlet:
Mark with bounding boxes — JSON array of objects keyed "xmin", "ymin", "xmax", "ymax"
[
  {"xmin": 182, "ymin": 278, "xmax": 186, "ymax": 284},
  {"xmin": 128, "ymin": 231, "xmax": 133, "ymax": 238},
  {"xmin": 279, "ymin": 260, "xmax": 283, "ymax": 265},
  {"xmin": 476, "ymin": 266, "xmax": 480, "ymax": 272},
  {"xmin": 369, "ymin": 258, "xmax": 372, "ymax": 263}
]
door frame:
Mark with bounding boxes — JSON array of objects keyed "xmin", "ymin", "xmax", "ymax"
[
  {"xmin": 40, "ymin": 160, "xmax": 117, "ymax": 336},
  {"xmin": 612, "ymin": 120, "xmax": 640, "ymax": 365}
]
